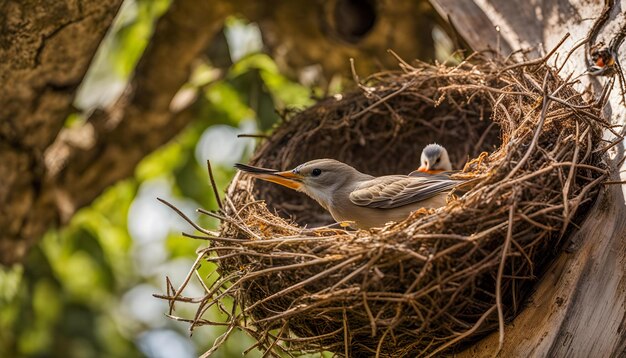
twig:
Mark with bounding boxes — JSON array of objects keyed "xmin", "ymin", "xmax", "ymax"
[
  {"xmin": 602, "ymin": 180, "xmax": 626, "ymax": 185},
  {"xmin": 244, "ymin": 256, "xmax": 362, "ymax": 314},
  {"xmin": 167, "ymin": 252, "xmax": 206, "ymax": 314},
  {"xmin": 157, "ymin": 197, "xmax": 218, "ymax": 237},
  {"xmin": 207, "ymin": 160, "xmax": 223, "ymax": 210},
  {"xmin": 343, "ymin": 308, "xmax": 350, "ymax": 357},
  {"xmin": 350, "ymin": 79, "xmax": 417, "ymax": 120},
  {"xmin": 496, "ymin": 201, "xmax": 517, "ymax": 354},
  {"xmin": 425, "ymin": 305, "xmax": 497, "ymax": 358}
]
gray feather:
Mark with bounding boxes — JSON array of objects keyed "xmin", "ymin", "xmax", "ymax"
[{"xmin": 349, "ymin": 175, "xmax": 461, "ymax": 209}]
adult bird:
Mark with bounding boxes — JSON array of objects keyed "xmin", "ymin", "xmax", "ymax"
[
  {"xmin": 414, "ymin": 143, "xmax": 452, "ymax": 174},
  {"xmin": 235, "ymin": 159, "xmax": 464, "ymax": 229}
]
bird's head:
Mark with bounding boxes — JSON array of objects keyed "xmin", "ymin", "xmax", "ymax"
[
  {"xmin": 235, "ymin": 159, "xmax": 365, "ymax": 208},
  {"xmin": 417, "ymin": 143, "xmax": 452, "ymax": 174}
]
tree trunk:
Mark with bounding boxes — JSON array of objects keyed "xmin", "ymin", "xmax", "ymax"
[
  {"xmin": 0, "ymin": 0, "xmax": 231, "ymax": 265},
  {"xmin": 0, "ymin": 0, "xmax": 123, "ymax": 263},
  {"xmin": 430, "ymin": 1, "xmax": 626, "ymax": 356}
]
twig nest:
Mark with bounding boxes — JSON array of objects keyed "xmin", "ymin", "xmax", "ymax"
[{"xmin": 185, "ymin": 54, "xmax": 608, "ymax": 356}]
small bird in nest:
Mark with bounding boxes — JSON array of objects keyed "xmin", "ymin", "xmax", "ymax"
[
  {"xmin": 588, "ymin": 45, "xmax": 617, "ymax": 76},
  {"xmin": 235, "ymin": 158, "xmax": 465, "ymax": 229},
  {"xmin": 412, "ymin": 143, "xmax": 453, "ymax": 175}
]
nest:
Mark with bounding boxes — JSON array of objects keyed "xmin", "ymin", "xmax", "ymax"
[{"xmin": 158, "ymin": 50, "xmax": 610, "ymax": 357}]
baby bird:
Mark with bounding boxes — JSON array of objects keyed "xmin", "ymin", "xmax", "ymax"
[{"xmin": 415, "ymin": 143, "xmax": 452, "ymax": 174}]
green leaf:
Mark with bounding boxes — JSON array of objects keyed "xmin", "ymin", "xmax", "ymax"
[
  {"xmin": 72, "ymin": 228, "xmax": 115, "ymax": 291},
  {"xmin": 228, "ymin": 68, "xmax": 279, "ymax": 131},
  {"xmin": 136, "ymin": 141, "xmax": 186, "ymax": 182},
  {"xmin": 230, "ymin": 53, "xmax": 314, "ymax": 109},
  {"xmin": 173, "ymin": 154, "xmax": 213, "ymax": 208},
  {"xmin": 164, "ymin": 233, "xmax": 202, "ymax": 259},
  {"xmin": 203, "ymin": 81, "xmax": 255, "ymax": 125}
]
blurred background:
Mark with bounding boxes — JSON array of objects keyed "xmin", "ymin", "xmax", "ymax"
[{"xmin": 0, "ymin": 0, "xmax": 453, "ymax": 356}]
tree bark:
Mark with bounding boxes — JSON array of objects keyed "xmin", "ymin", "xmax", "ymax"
[
  {"xmin": 430, "ymin": 0, "xmax": 626, "ymax": 356},
  {"xmin": 0, "ymin": 0, "xmax": 123, "ymax": 263}
]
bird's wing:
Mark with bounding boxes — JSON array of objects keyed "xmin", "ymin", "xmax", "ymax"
[{"xmin": 349, "ymin": 175, "xmax": 461, "ymax": 209}]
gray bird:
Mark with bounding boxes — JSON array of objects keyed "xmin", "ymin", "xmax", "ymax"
[{"xmin": 235, "ymin": 159, "xmax": 464, "ymax": 229}]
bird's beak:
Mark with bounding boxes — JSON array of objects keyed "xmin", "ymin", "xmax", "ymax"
[
  {"xmin": 254, "ymin": 170, "xmax": 304, "ymax": 190},
  {"xmin": 235, "ymin": 163, "xmax": 304, "ymax": 190},
  {"xmin": 416, "ymin": 165, "xmax": 444, "ymax": 175}
]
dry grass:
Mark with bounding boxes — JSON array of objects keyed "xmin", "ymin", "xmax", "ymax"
[{"xmin": 156, "ymin": 45, "xmax": 610, "ymax": 357}]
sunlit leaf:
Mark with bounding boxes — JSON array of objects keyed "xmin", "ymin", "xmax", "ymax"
[
  {"xmin": 203, "ymin": 81, "xmax": 254, "ymax": 125},
  {"xmin": 0, "ymin": 265, "xmax": 23, "ymax": 302},
  {"xmin": 135, "ymin": 141, "xmax": 186, "ymax": 182},
  {"xmin": 112, "ymin": 0, "xmax": 172, "ymax": 77},
  {"xmin": 33, "ymin": 279, "xmax": 62, "ymax": 324},
  {"xmin": 164, "ymin": 234, "xmax": 202, "ymax": 259},
  {"xmin": 231, "ymin": 53, "xmax": 314, "ymax": 109}
]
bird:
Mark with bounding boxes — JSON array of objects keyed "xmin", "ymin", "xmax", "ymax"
[
  {"xmin": 235, "ymin": 159, "xmax": 464, "ymax": 229},
  {"xmin": 414, "ymin": 143, "xmax": 453, "ymax": 174}
]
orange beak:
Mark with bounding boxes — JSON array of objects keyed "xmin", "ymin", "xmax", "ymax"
[
  {"xmin": 416, "ymin": 166, "xmax": 444, "ymax": 175},
  {"xmin": 234, "ymin": 163, "xmax": 304, "ymax": 190},
  {"xmin": 253, "ymin": 170, "xmax": 304, "ymax": 190}
]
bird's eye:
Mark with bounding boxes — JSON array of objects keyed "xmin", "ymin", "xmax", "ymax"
[
  {"xmin": 435, "ymin": 158, "xmax": 440, "ymax": 164},
  {"xmin": 311, "ymin": 168, "xmax": 322, "ymax": 177}
]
